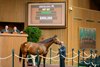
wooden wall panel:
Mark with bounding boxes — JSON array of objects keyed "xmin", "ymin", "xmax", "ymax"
[
  {"xmin": 0, "ymin": 34, "xmax": 27, "ymax": 67},
  {"xmin": 68, "ymin": 7, "xmax": 100, "ymax": 65},
  {"xmin": 73, "ymin": 0, "xmax": 90, "ymax": 8},
  {"xmin": 0, "ymin": 36, "xmax": 13, "ymax": 67},
  {"xmin": 72, "ymin": 7, "xmax": 100, "ymax": 20},
  {"xmin": 0, "ymin": 0, "xmax": 16, "ymax": 21},
  {"xmin": 0, "ymin": 0, "xmax": 25, "ymax": 22},
  {"xmin": 0, "ymin": 0, "xmax": 67, "ymax": 22}
]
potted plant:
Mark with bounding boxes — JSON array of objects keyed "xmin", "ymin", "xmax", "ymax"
[{"xmin": 24, "ymin": 26, "xmax": 42, "ymax": 42}]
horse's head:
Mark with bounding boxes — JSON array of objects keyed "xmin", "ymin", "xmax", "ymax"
[{"xmin": 53, "ymin": 37, "xmax": 62, "ymax": 46}]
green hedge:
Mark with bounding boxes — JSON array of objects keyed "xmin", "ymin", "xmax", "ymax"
[{"xmin": 24, "ymin": 26, "xmax": 42, "ymax": 42}]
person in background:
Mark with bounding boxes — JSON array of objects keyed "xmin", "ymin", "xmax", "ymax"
[
  {"xmin": 1, "ymin": 25, "xmax": 11, "ymax": 33},
  {"xmin": 59, "ymin": 41, "xmax": 66, "ymax": 67},
  {"xmin": 12, "ymin": 26, "xmax": 20, "ymax": 34}
]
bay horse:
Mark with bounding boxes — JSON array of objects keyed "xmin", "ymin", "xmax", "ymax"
[{"xmin": 19, "ymin": 35, "xmax": 61, "ymax": 67}]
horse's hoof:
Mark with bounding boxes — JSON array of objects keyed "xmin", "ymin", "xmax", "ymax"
[{"xmin": 27, "ymin": 62, "xmax": 33, "ymax": 66}]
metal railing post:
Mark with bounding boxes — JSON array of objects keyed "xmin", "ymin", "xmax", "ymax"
[
  {"xmin": 94, "ymin": 50, "xmax": 97, "ymax": 64},
  {"xmin": 82, "ymin": 48, "xmax": 85, "ymax": 62},
  {"xmin": 78, "ymin": 50, "xmax": 80, "ymax": 67},
  {"xmin": 50, "ymin": 48, "xmax": 52, "ymax": 64},
  {"xmin": 37, "ymin": 49, "xmax": 39, "ymax": 67},
  {"xmin": 12, "ymin": 49, "xmax": 14, "ymax": 67},
  {"xmin": 72, "ymin": 48, "xmax": 74, "ymax": 66},
  {"xmin": 90, "ymin": 49, "xmax": 93, "ymax": 66},
  {"xmin": 59, "ymin": 49, "xmax": 61, "ymax": 67}
]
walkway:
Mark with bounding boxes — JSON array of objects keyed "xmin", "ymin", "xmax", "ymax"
[{"xmin": 27, "ymin": 64, "xmax": 75, "ymax": 67}]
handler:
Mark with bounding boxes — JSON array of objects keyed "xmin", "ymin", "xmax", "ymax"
[{"xmin": 59, "ymin": 41, "xmax": 66, "ymax": 67}]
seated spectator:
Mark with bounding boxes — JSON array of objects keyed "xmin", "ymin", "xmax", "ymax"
[
  {"xmin": 12, "ymin": 26, "xmax": 20, "ymax": 34},
  {"xmin": 1, "ymin": 25, "xmax": 11, "ymax": 33}
]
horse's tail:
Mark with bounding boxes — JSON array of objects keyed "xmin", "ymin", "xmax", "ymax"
[
  {"xmin": 19, "ymin": 47, "xmax": 22, "ymax": 62},
  {"xmin": 19, "ymin": 42, "xmax": 28, "ymax": 62}
]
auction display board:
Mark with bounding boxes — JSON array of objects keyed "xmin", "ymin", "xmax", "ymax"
[{"xmin": 28, "ymin": 2, "xmax": 66, "ymax": 28}]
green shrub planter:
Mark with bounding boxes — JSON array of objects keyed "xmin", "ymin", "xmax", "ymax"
[{"xmin": 24, "ymin": 26, "xmax": 42, "ymax": 42}]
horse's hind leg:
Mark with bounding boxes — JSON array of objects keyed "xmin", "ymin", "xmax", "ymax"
[
  {"xmin": 22, "ymin": 53, "xmax": 27, "ymax": 67},
  {"xmin": 23, "ymin": 59, "xmax": 25, "ymax": 67}
]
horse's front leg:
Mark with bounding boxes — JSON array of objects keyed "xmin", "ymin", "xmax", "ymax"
[{"xmin": 43, "ymin": 54, "xmax": 47, "ymax": 67}]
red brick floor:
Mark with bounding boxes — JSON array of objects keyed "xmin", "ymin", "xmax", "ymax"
[{"xmin": 26, "ymin": 64, "xmax": 75, "ymax": 67}]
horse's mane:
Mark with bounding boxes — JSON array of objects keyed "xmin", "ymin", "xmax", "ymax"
[{"xmin": 38, "ymin": 35, "xmax": 57, "ymax": 44}]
